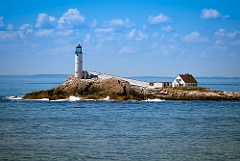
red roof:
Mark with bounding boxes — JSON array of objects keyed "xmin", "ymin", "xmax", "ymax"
[{"xmin": 179, "ymin": 74, "xmax": 198, "ymax": 83}]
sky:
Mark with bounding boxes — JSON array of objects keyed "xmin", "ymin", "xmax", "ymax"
[{"xmin": 0, "ymin": 0, "xmax": 239, "ymax": 77}]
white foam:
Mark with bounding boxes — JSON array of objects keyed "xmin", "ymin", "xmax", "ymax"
[
  {"xmin": 144, "ymin": 98, "xmax": 165, "ymax": 102},
  {"xmin": 4, "ymin": 96, "xmax": 22, "ymax": 100},
  {"xmin": 50, "ymin": 99, "xmax": 69, "ymax": 102},
  {"xmin": 103, "ymin": 96, "xmax": 110, "ymax": 101},
  {"xmin": 69, "ymin": 96, "xmax": 81, "ymax": 101},
  {"xmin": 25, "ymin": 98, "xmax": 50, "ymax": 101},
  {"xmin": 41, "ymin": 98, "xmax": 50, "ymax": 101}
]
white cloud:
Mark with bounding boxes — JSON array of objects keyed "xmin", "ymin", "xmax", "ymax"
[
  {"xmin": 95, "ymin": 34, "xmax": 114, "ymax": 42},
  {"xmin": 55, "ymin": 30, "xmax": 74, "ymax": 36},
  {"xmin": 200, "ymin": 9, "xmax": 230, "ymax": 19},
  {"xmin": 148, "ymin": 13, "xmax": 170, "ymax": 24},
  {"xmin": 227, "ymin": 31, "xmax": 239, "ymax": 38},
  {"xmin": 95, "ymin": 28, "xmax": 114, "ymax": 33},
  {"xmin": 7, "ymin": 24, "xmax": 13, "ymax": 30},
  {"xmin": 119, "ymin": 46, "xmax": 135, "ymax": 54},
  {"xmin": 213, "ymin": 39, "xmax": 227, "ymax": 51},
  {"xmin": 182, "ymin": 31, "xmax": 208, "ymax": 42},
  {"xmin": 35, "ymin": 13, "xmax": 56, "ymax": 28},
  {"xmin": 126, "ymin": 29, "xmax": 148, "ymax": 41},
  {"xmin": 215, "ymin": 40, "xmax": 224, "ymax": 45},
  {"xmin": 90, "ymin": 19, "xmax": 97, "ymax": 28},
  {"xmin": 200, "ymin": 9, "xmax": 221, "ymax": 19},
  {"xmin": 215, "ymin": 29, "xmax": 239, "ymax": 39},
  {"xmin": 0, "ymin": 17, "xmax": 5, "ymax": 28},
  {"xmin": 0, "ymin": 17, "xmax": 14, "ymax": 31},
  {"xmin": 35, "ymin": 29, "xmax": 54, "ymax": 37},
  {"xmin": 58, "ymin": 8, "xmax": 85, "ymax": 29},
  {"xmin": 215, "ymin": 29, "xmax": 226, "ymax": 37},
  {"xmin": 0, "ymin": 31, "xmax": 17, "ymax": 39},
  {"xmin": 84, "ymin": 34, "xmax": 91, "ymax": 42},
  {"xmin": 105, "ymin": 18, "xmax": 135, "ymax": 28},
  {"xmin": 18, "ymin": 24, "xmax": 33, "ymax": 38},
  {"xmin": 213, "ymin": 45, "xmax": 228, "ymax": 50},
  {"xmin": 137, "ymin": 31, "xmax": 148, "ymax": 40},
  {"xmin": 222, "ymin": 15, "xmax": 230, "ymax": 19},
  {"xmin": 161, "ymin": 25, "xmax": 172, "ymax": 32},
  {"xmin": 126, "ymin": 29, "xmax": 136, "ymax": 39}
]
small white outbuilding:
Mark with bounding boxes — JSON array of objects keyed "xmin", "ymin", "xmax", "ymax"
[{"xmin": 172, "ymin": 74, "xmax": 198, "ymax": 87}]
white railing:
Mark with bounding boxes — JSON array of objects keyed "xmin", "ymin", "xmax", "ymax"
[{"xmin": 89, "ymin": 71, "xmax": 151, "ymax": 88}]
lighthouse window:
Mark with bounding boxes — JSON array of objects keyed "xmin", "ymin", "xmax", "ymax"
[{"xmin": 76, "ymin": 48, "xmax": 81, "ymax": 52}]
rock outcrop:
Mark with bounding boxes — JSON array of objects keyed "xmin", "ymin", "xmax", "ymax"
[
  {"xmin": 23, "ymin": 76, "xmax": 145, "ymax": 101},
  {"xmin": 23, "ymin": 76, "xmax": 240, "ymax": 101},
  {"xmin": 146, "ymin": 87, "xmax": 240, "ymax": 100}
]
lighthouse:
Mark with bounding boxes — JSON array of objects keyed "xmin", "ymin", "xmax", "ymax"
[{"xmin": 75, "ymin": 43, "xmax": 83, "ymax": 78}]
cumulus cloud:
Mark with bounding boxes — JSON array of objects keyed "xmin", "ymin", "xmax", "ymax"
[
  {"xmin": 0, "ymin": 17, "xmax": 4, "ymax": 28},
  {"xmin": 182, "ymin": 31, "xmax": 208, "ymax": 42},
  {"xmin": 215, "ymin": 29, "xmax": 226, "ymax": 37},
  {"xmin": 84, "ymin": 34, "xmax": 91, "ymax": 42},
  {"xmin": 126, "ymin": 29, "xmax": 148, "ymax": 41},
  {"xmin": 215, "ymin": 29, "xmax": 239, "ymax": 39},
  {"xmin": 7, "ymin": 24, "xmax": 13, "ymax": 30},
  {"xmin": 213, "ymin": 45, "xmax": 228, "ymax": 50},
  {"xmin": 161, "ymin": 25, "xmax": 172, "ymax": 32},
  {"xmin": 95, "ymin": 28, "xmax": 114, "ymax": 33},
  {"xmin": 119, "ymin": 46, "xmax": 135, "ymax": 54},
  {"xmin": 35, "ymin": 13, "xmax": 56, "ymax": 28},
  {"xmin": 215, "ymin": 40, "xmax": 224, "ymax": 45},
  {"xmin": 58, "ymin": 8, "xmax": 85, "ymax": 29},
  {"xmin": 90, "ymin": 19, "xmax": 97, "ymax": 28},
  {"xmin": 148, "ymin": 13, "xmax": 170, "ymax": 24},
  {"xmin": 55, "ymin": 30, "xmax": 74, "ymax": 36},
  {"xmin": 200, "ymin": 9, "xmax": 229, "ymax": 19},
  {"xmin": 35, "ymin": 29, "xmax": 54, "ymax": 37},
  {"xmin": 18, "ymin": 24, "xmax": 33, "ymax": 39},
  {"xmin": 0, "ymin": 31, "xmax": 17, "ymax": 39},
  {"xmin": 105, "ymin": 18, "xmax": 135, "ymax": 28},
  {"xmin": 137, "ymin": 31, "xmax": 148, "ymax": 40},
  {"xmin": 0, "ymin": 17, "xmax": 13, "ymax": 31},
  {"xmin": 200, "ymin": 9, "xmax": 221, "ymax": 19},
  {"xmin": 126, "ymin": 29, "xmax": 136, "ymax": 39},
  {"xmin": 227, "ymin": 31, "xmax": 239, "ymax": 38}
]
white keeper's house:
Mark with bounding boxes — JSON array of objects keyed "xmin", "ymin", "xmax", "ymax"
[{"xmin": 172, "ymin": 73, "xmax": 198, "ymax": 87}]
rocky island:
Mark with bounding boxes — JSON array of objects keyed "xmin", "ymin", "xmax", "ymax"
[{"xmin": 23, "ymin": 76, "xmax": 240, "ymax": 101}]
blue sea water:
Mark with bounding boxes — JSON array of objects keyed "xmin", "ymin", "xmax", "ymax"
[{"xmin": 0, "ymin": 75, "xmax": 240, "ymax": 161}]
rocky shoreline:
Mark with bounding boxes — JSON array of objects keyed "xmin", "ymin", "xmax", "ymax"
[{"xmin": 23, "ymin": 76, "xmax": 240, "ymax": 101}]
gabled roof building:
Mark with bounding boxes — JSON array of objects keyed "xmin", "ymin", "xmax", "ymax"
[{"xmin": 172, "ymin": 73, "xmax": 198, "ymax": 87}]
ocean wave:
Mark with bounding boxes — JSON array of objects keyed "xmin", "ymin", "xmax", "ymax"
[
  {"xmin": 2, "ymin": 95, "xmax": 160, "ymax": 102},
  {"xmin": 3, "ymin": 96, "xmax": 22, "ymax": 100},
  {"xmin": 144, "ymin": 98, "xmax": 165, "ymax": 102},
  {"xmin": 69, "ymin": 96, "xmax": 81, "ymax": 101}
]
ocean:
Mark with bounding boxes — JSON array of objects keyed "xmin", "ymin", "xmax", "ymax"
[{"xmin": 0, "ymin": 75, "xmax": 240, "ymax": 161}]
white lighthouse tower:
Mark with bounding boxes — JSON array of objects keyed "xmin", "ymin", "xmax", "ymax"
[{"xmin": 75, "ymin": 43, "xmax": 83, "ymax": 78}]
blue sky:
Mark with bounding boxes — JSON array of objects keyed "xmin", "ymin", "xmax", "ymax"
[{"xmin": 0, "ymin": 0, "xmax": 239, "ymax": 77}]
